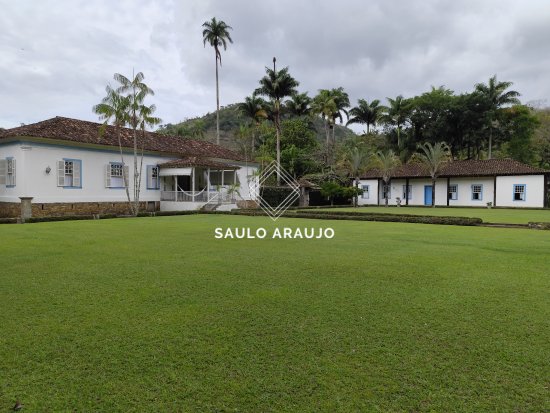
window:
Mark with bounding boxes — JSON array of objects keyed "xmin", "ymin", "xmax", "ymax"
[
  {"xmin": 402, "ymin": 185, "xmax": 411, "ymax": 200},
  {"xmin": 0, "ymin": 158, "xmax": 16, "ymax": 187},
  {"xmin": 105, "ymin": 162, "xmax": 128, "ymax": 188},
  {"xmin": 57, "ymin": 159, "xmax": 81, "ymax": 188},
  {"xmin": 513, "ymin": 184, "xmax": 526, "ymax": 201},
  {"xmin": 448, "ymin": 184, "xmax": 458, "ymax": 200},
  {"xmin": 382, "ymin": 185, "xmax": 391, "ymax": 199},
  {"xmin": 471, "ymin": 184, "xmax": 483, "ymax": 201},
  {"xmin": 146, "ymin": 165, "xmax": 160, "ymax": 190},
  {"xmin": 361, "ymin": 185, "xmax": 370, "ymax": 199}
]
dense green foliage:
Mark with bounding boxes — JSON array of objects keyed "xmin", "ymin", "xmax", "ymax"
[{"xmin": 1, "ymin": 216, "xmax": 549, "ymax": 411}]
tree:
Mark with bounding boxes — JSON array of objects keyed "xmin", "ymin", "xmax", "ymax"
[
  {"xmin": 416, "ymin": 142, "xmax": 451, "ymax": 208},
  {"xmin": 320, "ymin": 181, "xmax": 342, "ymax": 206},
  {"xmin": 347, "ymin": 99, "xmax": 383, "ymax": 134},
  {"xmin": 474, "ymin": 75, "xmax": 520, "ymax": 159},
  {"xmin": 285, "ymin": 92, "xmax": 312, "ymax": 117},
  {"xmin": 500, "ymin": 105, "xmax": 539, "ymax": 164},
  {"xmin": 94, "ymin": 72, "xmax": 159, "ymax": 216},
  {"xmin": 255, "ymin": 64, "xmax": 299, "ymax": 184},
  {"xmin": 113, "ymin": 72, "xmax": 157, "ymax": 215},
  {"xmin": 202, "ymin": 17, "xmax": 233, "ymax": 145},
  {"xmin": 328, "ymin": 87, "xmax": 350, "ymax": 144},
  {"xmin": 238, "ymin": 94, "xmax": 268, "ymax": 154},
  {"xmin": 93, "ymin": 85, "xmax": 132, "ymax": 210},
  {"xmin": 380, "ymin": 95, "xmax": 410, "ymax": 151},
  {"xmin": 340, "ymin": 145, "xmax": 370, "ymax": 207},
  {"xmin": 372, "ymin": 150, "xmax": 400, "ymax": 206},
  {"xmin": 312, "ymin": 89, "xmax": 338, "ymax": 149}
]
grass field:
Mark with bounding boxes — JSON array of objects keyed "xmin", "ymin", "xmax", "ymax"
[
  {"xmin": 313, "ymin": 206, "xmax": 550, "ymax": 224},
  {"xmin": 0, "ymin": 216, "xmax": 549, "ymax": 412}
]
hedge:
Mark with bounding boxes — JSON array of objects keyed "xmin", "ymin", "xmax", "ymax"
[
  {"xmin": 0, "ymin": 218, "xmax": 18, "ymax": 224},
  {"xmin": 25, "ymin": 215, "xmax": 94, "ymax": 223},
  {"xmin": 528, "ymin": 222, "xmax": 550, "ymax": 230}
]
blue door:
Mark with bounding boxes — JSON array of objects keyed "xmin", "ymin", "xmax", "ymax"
[{"xmin": 424, "ymin": 185, "xmax": 433, "ymax": 206}]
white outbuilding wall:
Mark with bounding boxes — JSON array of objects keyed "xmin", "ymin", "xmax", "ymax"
[
  {"xmin": 496, "ymin": 175, "xmax": 545, "ymax": 208},
  {"xmin": 356, "ymin": 175, "xmax": 546, "ymax": 208}
]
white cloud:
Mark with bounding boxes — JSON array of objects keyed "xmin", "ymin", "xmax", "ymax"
[{"xmin": 1, "ymin": 0, "xmax": 549, "ymax": 129}]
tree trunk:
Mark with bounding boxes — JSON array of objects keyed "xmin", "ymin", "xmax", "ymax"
[
  {"xmin": 215, "ymin": 54, "xmax": 220, "ymax": 145},
  {"xmin": 489, "ymin": 125, "xmax": 493, "ymax": 159},
  {"xmin": 366, "ymin": 124, "xmax": 370, "ymax": 134},
  {"xmin": 116, "ymin": 125, "xmax": 133, "ymax": 213},
  {"xmin": 275, "ymin": 103, "xmax": 281, "ymax": 185},
  {"xmin": 432, "ymin": 178, "xmax": 436, "ymax": 208},
  {"xmin": 384, "ymin": 179, "xmax": 389, "ymax": 207}
]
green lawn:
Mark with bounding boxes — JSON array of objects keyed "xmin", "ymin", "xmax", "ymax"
[
  {"xmin": 313, "ymin": 206, "xmax": 550, "ymax": 224},
  {"xmin": 1, "ymin": 216, "xmax": 549, "ymax": 412}
]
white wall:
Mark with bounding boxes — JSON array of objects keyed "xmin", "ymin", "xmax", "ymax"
[
  {"xmin": 1, "ymin": 142, "xmax": 259, "ymax": 204},
  {"xmin": 496, "ymin": 175, "xmax": 545, "ymax": 208},
  {"xmin": 356, "ymin": 179, "xmax": 379, "ymax": 205},
  {"xmin": 448, "ymin": 177, "xmax": 495, "ymax": 207},
  {"xmin": 14, "ymin": 142, "xmax": 171, "ymax": 203},
  {"xmin": 0, "ymin": 143, "xmax": 24, "ymax": 202}
]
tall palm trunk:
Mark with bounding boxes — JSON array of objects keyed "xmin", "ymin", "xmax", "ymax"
[
  {"xmin": 489, "ymin": 124, "xmax": 493, "ymax": 159},
  {"xmin": 116, "ymin": 125, "xmax": 132, "ymax": 212},
  {"xmin": 215, "ymin": 52, "xmax": 220, "ymax": 145},
  {"xmin": 275, "ymin": 101, "xmax": 281, "ymax": 185}
]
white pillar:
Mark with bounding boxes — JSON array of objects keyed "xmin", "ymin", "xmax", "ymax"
[
  {"xmin": 174, "ymin": 175, "xmax": 177, "ymax": 201},
  {"xmin": 221, "ymin": 169, "xmax": 225, "ymax": 187},
  {"xmin": 192, "ymin": 168, "xmax": 195, "ymax": 202},
  {"xmin": 207, "ymin": 168, "xmax": 210, "ymax": 201}
]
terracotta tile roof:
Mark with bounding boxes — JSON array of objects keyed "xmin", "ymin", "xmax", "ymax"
[
  {"xmin": 0, "ymin": 116, "xmax": 246, "ymax": 162},
  {"xmin": 159, "ymin": 157, "xmax": 240, "ymax": 169},
  {"xmin": 361, "ymin": 159, "xmax": 549, "ymax": 179}
]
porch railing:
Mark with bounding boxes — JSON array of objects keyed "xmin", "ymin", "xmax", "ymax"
[{"xmin": 160, "ymin": 190, "xmax": 237, "ymax": 204}]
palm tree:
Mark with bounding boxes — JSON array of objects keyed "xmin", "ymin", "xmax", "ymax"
[
  {"xmin": 113, "ymin": 71, "xmax": 156, "ymax": 215},
  {"xmin": 285, "ymin": 92, "xmax": 312, "ymax": 117},
  {"xmin": 474, "ymin": 75, "xmax": 520, "ymax": 159},
  {"xmin": 416, "ymin": 142, "xmax": 451, "ymax": 208},
  {"xmin": 340, "ymin": 145, "xmax": 370, "ymax": 207},
  {"xmin": 312, "ymin": 89, "xmax": 337, "ymax": 149},
  {"xmin": 202, "ymin": 17, "xmax": 233, "ymax": 145},
  {"xmin": 329, "ymin": 87, "xmax": 350, "ymax": 144},
  {"xmin": 347, "ymin": 99, "xmax": 383, "ymax": 134},
  {"xmin": 255, "ymin": 65, "xmax": 299, "ymax": 184},
  {"xmin": 373, "ymin": 150, "xmax": 400, "ymax": 206},
  {"xmin": 238, "ymin": 94, "xmax": 268, "ymax": 154},
  {"xmin": 93, "ymin": 85, "xmax": 132, "ymax": 209},
  {"xmin": 136, "ymin": 103, "xmax": 162, "ymax": 200},
  {"xmin": 380, "ymin": 95, "xmax": 410, "ymax": 150}
]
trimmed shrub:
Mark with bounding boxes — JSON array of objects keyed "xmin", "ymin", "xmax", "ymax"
[
  {"xmin": 260, "ymin": 186, "xmax": 300, "ymax": 208},
  {"xmin": 0, "ymin": 218, "xmax": 18, "ymax": 224},
  {"xmin": 528, "ymin": 222, "xmax": 550, "ymax": 230}
]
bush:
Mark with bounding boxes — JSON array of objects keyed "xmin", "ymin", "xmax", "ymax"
[
  {"xmin": 260, "ymin": 186, "xmax": 300, "ymax": 208},
  {"xmin": 528, "ymin": 222, "xmax": 550, "ymax": 230},
  {"xmin": 291, "ymin": 211, "xmax": 482, "ymax": 226},
  {"xmin": 98, "ymin": 213, "xmax": 118, "ymax": 219},
  {"xmin": 0, "ymin": 218, "xmax": 18, "ymax": 224}
]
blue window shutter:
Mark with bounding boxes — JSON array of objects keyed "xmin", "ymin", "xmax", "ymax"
[{"xmin": 146, "ymin": 165, "xmax": 152, "ymax": 189}]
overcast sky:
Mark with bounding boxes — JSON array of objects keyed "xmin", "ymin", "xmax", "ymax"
[{"xmin": 1, "ymin": 0, "xmax": 549, "ymax": 131}]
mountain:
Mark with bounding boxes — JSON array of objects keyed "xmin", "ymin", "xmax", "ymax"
[{"xmin": 156, "ymin": 103, "xmax": 356, "ymax": 149}]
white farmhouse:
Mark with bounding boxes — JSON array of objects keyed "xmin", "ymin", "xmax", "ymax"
[
  {"xmin": 357, "ymin": 160, "xmax": 549, "ymax": 208},
  {"xmin": 0, "ymin": 117, "xmax": 259, "ymax": 219}
]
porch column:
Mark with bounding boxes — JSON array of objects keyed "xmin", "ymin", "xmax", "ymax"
[
  {"xmin": 174, "ymin": 175, "xmax": 177, "ymax": 202},
  {"xmin": 406, "ymin": 178, "xmax": 409, "ymax": 206},
  {"xmin": 493, "ymin": 176, "xmax": 497, "ymax": 207},
  {"xmin": 447, "ymin": 177, "xmax": 450, "ymax": 206},
  {"xmin": 19, "ymin": 197, "xmax": 33, "ymax": 223},
  {"xmin": 221, "ymin": 169, "xmax": 225, "ymax": 186},
  {"xmin": 207, "ymin": 168, "xmax": 211, "ymax": 201},
  {"xmin": 192, "ymin": 168, "xmax": 195, "ymax": 202}
]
